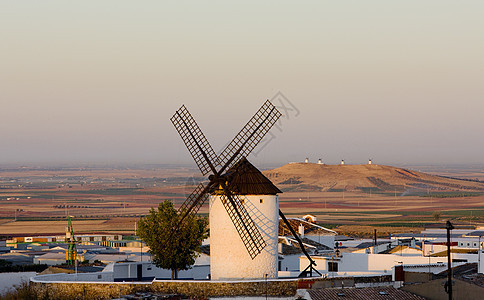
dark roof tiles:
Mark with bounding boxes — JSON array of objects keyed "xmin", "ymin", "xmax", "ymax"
[
  {"xmin": 308, "ymin": 286, "xmax": 425, "ymax": 300},
  {"xmin": 224, "ymin": 158, "xmax": 282, "ymax": 195}
]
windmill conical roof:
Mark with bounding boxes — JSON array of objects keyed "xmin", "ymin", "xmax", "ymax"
[{"xmin": 224, "ymin": 158, "xmax": 282, "ymax": 195}]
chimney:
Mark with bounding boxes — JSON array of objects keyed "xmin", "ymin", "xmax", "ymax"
[{"xmin": 298, "ymin": 224, "xmax": 305, "ymax": 237}]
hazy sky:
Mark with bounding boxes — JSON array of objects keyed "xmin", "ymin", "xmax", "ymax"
[{"xmin": 1, "ymin": 1, "xmax": 483, "ymax": 166}]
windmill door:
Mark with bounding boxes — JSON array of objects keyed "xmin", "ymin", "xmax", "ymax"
[{"xmin": 137, "ymin": 264, "xmax": 142, "ymax": 281}]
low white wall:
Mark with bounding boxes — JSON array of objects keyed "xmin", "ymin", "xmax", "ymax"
[
  {"xmin": 323, "ymin": 271, "xmax": 388, "ymax": 278},
  {"xmin": 452, "ymin": 252, "xmax": 478, "ymax": 263},
  {"xmin": 31, "ymin": 271, "xmax": 114, "ymax": 282},
  {"xmin": 304, "ymin": 235, "xmax": 335, "ymax": 249},
  {"xmin": 113, "ymin": 262, "xmax": 210, "ymax": 280},
  {"xmin": 0, "ymin": 272, "xmax": 36, "ymax": 295},
  {"xmin": 280, "ymin": 254, "xmax": 300, "ymax": 272},
  {"xmin": 277, "ymin": 270, "xmax": 300, "ymax": 278},
  {"xmin": 33, "ymin": 258, "xmax": 66, "ymax": 266}
]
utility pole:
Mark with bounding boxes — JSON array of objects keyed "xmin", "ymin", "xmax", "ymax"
[
  {"xmin": 478, "ymin": 235, "xmax": 481, "ymax": 277},
  {"xmin": 445, "ymin": 220, "xmax": 454, "ymax": 300},
  {"xmin": 265, "ymin": 273, "xmax": 268, "ymax": 300}
]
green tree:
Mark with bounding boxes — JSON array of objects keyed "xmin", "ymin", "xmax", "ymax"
[{"xmin": 137, "ymin": 200, "xmax": 208, "ymax": 279}]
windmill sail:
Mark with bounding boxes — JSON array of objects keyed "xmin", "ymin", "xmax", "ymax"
[
  {"xmin": 178, "ymin": 182, "xmax": 211, "ymax": 217},
  {"xmin": 171, "ymin": 105, "xmax": 218, "ymax": 176},
  {"xmin": 217, "ymin": 100, "xmax": 282, "ymax": 173},
  {"xmin": 170, "ymin": 100, "xmax": 282, "ymax": 260},
  {"xmin": 219, "ymin": 191, "xmax": 266, "ymax": 259}
]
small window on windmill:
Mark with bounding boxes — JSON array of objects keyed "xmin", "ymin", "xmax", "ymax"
[
  {"xmin": 260, "ymin": 198, "xmax": 263, "ymax": 204},
  {"xmin": 240, "ymin": 198, "xmax": 245, "ymax": 205},
  {"xmin": 221, "ymin": 198, "xmax": 227, "ymax": 204}
]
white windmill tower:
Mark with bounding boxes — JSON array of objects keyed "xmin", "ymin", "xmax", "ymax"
[
  {"xmin": 209, "ymin": 158, "xmax": 281, "ymax": 279},
  {"xmin": 171, "ymin": 101, "xmax": 321, "ymax": 280}
]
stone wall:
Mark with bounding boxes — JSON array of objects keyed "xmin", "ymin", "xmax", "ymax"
[
  {"xmin": 152, "ymin": 280, "xmax": 297, "ymax": 298},
  {"xmin": 29, "ymin": 280, "xmax": 297, "ymax": 299},
  {"xmin": 29, "ymin": 275, "xmax": 393, "ymax": 299},
  {"xmin": 29, "ymin": 282, "xmax": 152, "ymax": 300},
  {"xmin": 403, "ymin": 271, "xmax": 433, "ymax": 284}
]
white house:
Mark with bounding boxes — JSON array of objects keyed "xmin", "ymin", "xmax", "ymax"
[{"xmin": 299, "ymin": 252, "xmax": 457, "ymax": 276}]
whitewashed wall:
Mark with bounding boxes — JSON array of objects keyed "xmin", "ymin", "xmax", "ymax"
[
  {"xmin": 300, "ymin": 253, "xmax": 458, "ymax": 274},
  {"xmin": 210, "ymin": 194, "xmax": 279, "ymax": 280},
  {"xmin": 31, "ymin": 271, "xmax": 114, "ymax": 282},
  {"xmin": 0, "ymin": 272, "xmax": 36, "ymax": 295}
]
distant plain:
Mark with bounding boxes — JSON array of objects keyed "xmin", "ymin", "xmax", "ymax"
[{"xmin": 0, "ymin": 163, "xmax": 482, "ymax": 238}]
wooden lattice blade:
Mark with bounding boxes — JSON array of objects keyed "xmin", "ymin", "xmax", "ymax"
[
  {"xmin": 217, "ymin": 100, "xmax": 282, "ymax": 173},
  {"xmin": 171, "ymin": 105, "xmax": 218, "ymax": 176},
  {"xmin": 220, "ymin": 192, "xmax": 266, "ymax": 259},
  {"xmin": 178, "ymin": 182, "xmax": 211, "ymax": 220}
]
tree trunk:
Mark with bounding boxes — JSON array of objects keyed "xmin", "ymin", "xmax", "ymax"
[{"xmin": 171, "ymin": 268, "xmax": 178, "ymax": 280}]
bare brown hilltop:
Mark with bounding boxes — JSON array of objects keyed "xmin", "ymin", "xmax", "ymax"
[{"xmin": 263, "ymin": 163, "xmax": 484, "ymax": 193}]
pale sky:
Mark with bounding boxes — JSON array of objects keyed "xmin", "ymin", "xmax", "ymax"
[{"xmin": 1, "ymin": 1, "xmax": 483, "ymax": 166}]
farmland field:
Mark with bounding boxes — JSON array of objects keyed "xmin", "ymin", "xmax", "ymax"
[{"xmin": 0, "ymin": 164, "xmax": 483, "ymax": 237}]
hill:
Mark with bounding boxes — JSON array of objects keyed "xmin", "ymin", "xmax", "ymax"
[{"xmin": 263, "ymin": 163, "xmax": 484, "ymax": 194}]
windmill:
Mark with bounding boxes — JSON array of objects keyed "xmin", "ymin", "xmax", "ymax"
[{"xmin": 171, "ymin": 100, "xmax": 320, "ymax": 279}]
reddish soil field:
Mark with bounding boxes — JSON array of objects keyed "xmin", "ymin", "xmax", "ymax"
[{"xmin": 0, "ymin": 165, "xmax": 482, "ymax": 236}]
